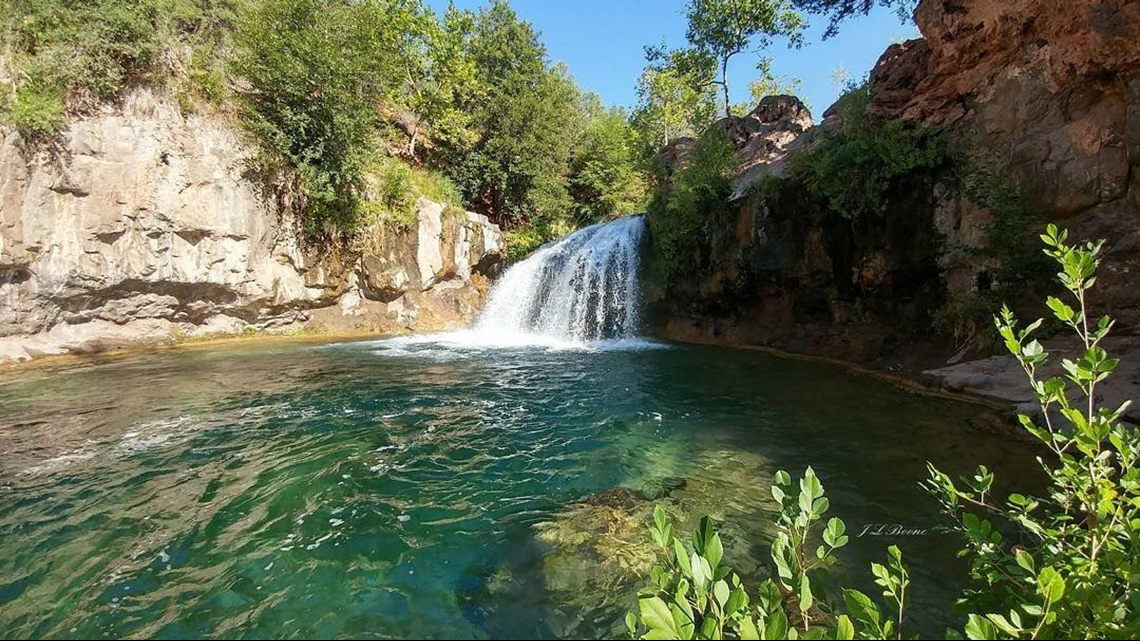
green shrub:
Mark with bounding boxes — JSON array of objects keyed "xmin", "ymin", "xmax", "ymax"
[
  {"xmin": 504, "ymin": 217, "xmax": 576, "ymax": 262},
  {"xmin": 630, "ymin": 469, "xmax": 907, "ymax": 640},
  {"xmin": 923, "ymin": 225, "xmax": 1137, "ymax": 639},
  {"xmin": 647, "ymin": 128, "xmax": 737, "ymax": 287},
  {"xmin": 1, "ymin": 0, "xmax": 235, "ymax": 132},
  {"xmin": 505, "ymin": 227, "xmax": 548, "ymax": 262},
  {"xmin": 359, "ymin": 158, "xmax": 468, "ymax": 232},
  {"xmin": 794, "ymin": 82, "xmax": 946, "ymax": 219},
  {"xmin": 630, "ymin": 226, "xmax": 1137, "ymax": 639},
  {"xmin": 5, "ymin": 84, "xmax": 65, "ymax": 134}
]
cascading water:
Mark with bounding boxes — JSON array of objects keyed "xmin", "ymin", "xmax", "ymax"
[{"xmin": 474, "ymin": 216, "xmax": 647, "ymax": 343}]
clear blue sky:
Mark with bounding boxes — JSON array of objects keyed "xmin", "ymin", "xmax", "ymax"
[{"xmin": 426, "ymin": 0, "xmax": 917, "ymax": 119}]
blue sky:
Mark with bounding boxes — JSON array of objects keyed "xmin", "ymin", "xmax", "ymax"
[{"xmin": 426, "ymin": 0, "xmax": 917, "ymax": 119}]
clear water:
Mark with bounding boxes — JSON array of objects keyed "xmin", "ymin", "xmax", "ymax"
[{"xmin": 0, "ymin": 337, "xmax": 1039, "ymax": 639}]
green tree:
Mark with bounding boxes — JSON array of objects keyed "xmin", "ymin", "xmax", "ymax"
[
  {"xmin": 792, "ymin": 0, "xmax": 917, "ymax": 38},
  {"xmin": 670, "ymin": 0, "xmax": 807, "ymax": 119},
  {"xmin": 441, "ymin": 1, "xmax": 583, "ymax": 227},
  {"xmin": 231, "ymin": 0, "xmax": 412, "ymax": 233},
  {"xmin": 569, "ymin": 106, "xmax": 649, "ymax": 223},
  {"xmin": 746, "ymin": 57, "xmax": 803, "ymax": 105},
  {"xmin": 397, "ymin": 2, "xmax": 480, "ymax": 157},
  {"xmin": 632, "ymin": 53, "xmax": 717, "ymax": 148}
]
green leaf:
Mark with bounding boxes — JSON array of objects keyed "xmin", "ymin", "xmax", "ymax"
[
  {"xmin": 639, "ymin": 597, "xmax": 679, "ymax": 639},
  {"xmin": 670, "ymin": 601, "xmax": 695, "ymax": 640},
  {"xmin": 764, "ymin": 609, "xmax": 789, "ymax": 640},
  {"xmin": 713, "ymin": 579, "xmax": 730, "ymax": 607},
  {"xmin": 985, "ymin": 613, "xmax": 1021, "ymax": 637},
  {"xmin": 843, "ymin": 589, "xmax": 882, "ymax": 635},
  {"xmin": 738, "ymin": 615, "xmax": 760, "ymax": 640},
  {"xmin": 834, "ymin": 615, "xmax": 855, "ymax": 640},
  {"xmin": 725, "ymin": 585, "xmax": 747, "ymax": 614},
  {"xmin": 771, "ymin": 533, "xmax": 794, "ymax": 581},
  {"xmin": 674, "ymin": 539, "xmax": 691, "ymax": 576},
  {"xmin": 964, "ymin": 614, "xmax": 996, "ymax": 640},
  {"xmin": 1014, "ymin": 549, "xmax": 1035, "ymax": 573},
  {"xmin": 798, "ymin": 574, "xmax": 813, "ymax": 612},
  {"xmin": 1036, "ymin": 566, "xmax": 1065, "ymax": 602},
  {"xmin": 705, "ymin": 532, "xmax": 724, "ymax": 572},
  {"xmin": 823, "ymin": 517, "xmax": 847, "ymax": 548},
  {"xmin": 625, "ymin": 611, "xmax": 637, "ymax": 637},
  {"xmin": 691, "ymin": 552, "xmax": 711, "ymax": 593},
  {"xmin": 757, "ymin": 579, "xmax": 782, "ymax": 614}
]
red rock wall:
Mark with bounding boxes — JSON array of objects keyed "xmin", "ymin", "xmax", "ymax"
[{"xmin": 869, "ymin": 0, "xmax": 1140, "ymax": 328}]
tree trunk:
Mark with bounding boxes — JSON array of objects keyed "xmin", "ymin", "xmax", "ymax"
[
  {"xmin": 722, "ymin": 57, "xmax": 731, "ymax": 119},
  {"xmin": 407, "ymin": 124, "xmax": 418, "ymax": 157}
]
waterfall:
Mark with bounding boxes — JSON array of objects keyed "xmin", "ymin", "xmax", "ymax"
[{"xmin": 473, "ymin": 216, "xmax": 647, "ymax": 343}]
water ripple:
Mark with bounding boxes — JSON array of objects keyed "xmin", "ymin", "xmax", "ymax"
[{"xmin": 0, "ymin": 338, "xmax": 1040, "ymax": 639}]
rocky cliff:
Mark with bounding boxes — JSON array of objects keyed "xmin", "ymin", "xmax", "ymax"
[
  {"xmin": 0, "ymin": 88, "xmax": 502, "ymax": 363},
  {"xmin": 653, "ymin": 94, "xmax": 949, "ymax": 366},
  {"xmin": 650, "ymin": 0, "xmax": 1140, "ymax": 413},
  {"xmin": 869, "ymin": 0, "xmax": 1140, "ymax": 327}
]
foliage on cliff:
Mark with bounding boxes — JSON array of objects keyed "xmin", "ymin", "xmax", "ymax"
[
  {"xmin": 793, "ymin": 81, "xmax": 947, "ymax": 219},
  {"xmin": 629, "ymin": 227, "xmax": 1138, "ymax": 639},
  {"xmin": 646, "ymin": 129, "xmax": 737, "ymax": 287},
  {"xmin": 0, "ymin": 0, "xmax": 649, "ymax": 248},
  {"xmin": 0, "ymin": 0, "xmax": 235, "ymax": 134}
]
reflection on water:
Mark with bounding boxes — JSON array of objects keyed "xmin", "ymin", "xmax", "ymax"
[{"xmin": 0, "ymin": 337, "xmax": 1040, "ymax": 638}]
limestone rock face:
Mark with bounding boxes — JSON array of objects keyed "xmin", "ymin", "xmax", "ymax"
[{"xmin": 0, "ymin": 88, "xmax": 503, "ymax": 363}]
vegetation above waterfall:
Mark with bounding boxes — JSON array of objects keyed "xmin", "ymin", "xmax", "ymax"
[{"xmin": 792, "ymin": 81, "xmax": 947, "ymax": 220}]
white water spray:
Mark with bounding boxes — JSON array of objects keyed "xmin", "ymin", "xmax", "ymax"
[{"xmin": 474, "ymin": 216, "xmax": 647, "ymax": 343}]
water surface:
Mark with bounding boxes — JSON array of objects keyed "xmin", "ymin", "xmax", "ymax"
[{"xmin": 0, "ymin": 337, "xmax": 1039, "ymax": 639}]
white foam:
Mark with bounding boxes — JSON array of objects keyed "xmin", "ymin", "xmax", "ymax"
[{"xmin": 351, "ymin": 330, "xmax": 669, "ymax": 357}]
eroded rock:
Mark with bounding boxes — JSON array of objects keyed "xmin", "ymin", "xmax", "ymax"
[{"xmin": 0, "ymin": 88, "xmax": 503, "ymax": 362}]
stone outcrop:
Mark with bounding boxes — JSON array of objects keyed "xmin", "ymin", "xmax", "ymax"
[
  {"xmin": 726, "ymin": 96, "xmax": 815, "ymax": 199},
  {"xmin": 652, "ymin": 150, "xmax": 948, "ymax": 368},
  {"xmin": 867, "ymin": 0, "xmax": 1140, "ymax": 327},
  {"xmin": 0, "ymin": 88, "xmax": 502, "ymax": 363}
]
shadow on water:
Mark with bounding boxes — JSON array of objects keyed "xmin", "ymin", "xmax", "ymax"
[{"xmin": 0, "ymin": 337, "xmax": 1045, "ymax": 639}]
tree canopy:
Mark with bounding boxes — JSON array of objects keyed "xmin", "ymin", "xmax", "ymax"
[
  {"xmin": 792, "ymin": 0, "xmax": 917, "ymax": 39},
  {"xmin": 671, "ymin": 0, "xmax": 807, "ymax": 118}
]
